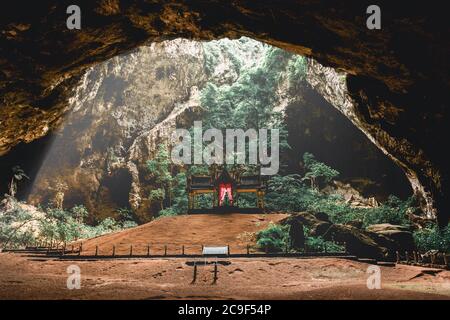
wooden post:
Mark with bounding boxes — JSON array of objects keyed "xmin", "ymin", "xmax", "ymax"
[
  {"xmin": 62, "ymin": 243, "xmax": 66, "ymax": 255},
  {"xmin": 413, "ymin": 251, "xmax": 418, "ymax": 263},
  {"xmin": 396, "ymin": 251, "xmax": 400, "ymax": 263},
  {"xmin": 212, "ymin": 262, "xmax": 218, "ymax": 284},
  {"xmin": 182, "ymin": 245, "xmax": 185, "ymax": 256},
  {"xmin": 191, "ymin": 263, "xmax": 197, "ymax": 284},
  {"xmin": 247, "ymin": 244, "xmax": 250, "ymax": 255},
  {"xmin": 71, "ymin": 244, "xmax": 74, "ymax": 253},
  {"xmin": 130, "ymin": 245, "xmax": 133, "ymax": 256},
  {"xmin": 78, "ymin": 243, "xmax": 82, "ymax": 256},
  {"xmin": 227, "ymin": 245, "xmax": 230, "ymax": 256},
  {"xmin": 147, "ymin": 244, "xmax": 150, "ymax": 257},
  {"xmin": 95, "ymin": 246, "xmax": 98, "ymax": 256},
  {"xmin": 405, "ymin": 251, "xmax": 409, "ymax": 262},
  {"xmin": 431, "ymin": 253, "xmax": 436, "ymax": 265},
  {"xmin": 164, "ymin": 245, "xmax": 167, "ymax": 256},
  {"xmin": 112, "ymin": 245, "xmax": 115, "ymax": 257}
]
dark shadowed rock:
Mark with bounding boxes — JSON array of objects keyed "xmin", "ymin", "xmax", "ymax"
[
  {"xmin": 313, "ymin": 212, "xmax": 330, "ymax": 222},
  {"xmin": 367, "ymin": 223, "xmax": 416, "ymax": 252},
  {"xmin": 284, "ymin": 217, "xmax": 305, "ymax": 250},
  {"xmin": 280, "ymin": 212, "xmax": 332, "ymax": 238},
  {"xmin": 345, "ymin": 220, "xmax": 364, "ymax": 229},
  {"xmin": 324, "ymin": 224, "xmax": 389, "ymax": 260},
  {"xmin": 281, "ymin": 213, "xmax": 417, "ymax": 259},
  {"xmin": 366, "ymin": 223, "xmax": 410, "ymax": 233}
]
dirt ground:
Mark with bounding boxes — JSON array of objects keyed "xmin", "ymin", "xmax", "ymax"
[
  {"xmin": 71, "ymin": 214, "xmax": 289, "ymax": 255},
  {"xmin": 0, "ymin": 253, "xmax": 449, "ymax": 300},
  {"xmin": 1, "ymin": 213, "xmax": 449, "ymax": 300}
]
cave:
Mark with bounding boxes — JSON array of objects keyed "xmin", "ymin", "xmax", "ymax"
[
  {"xmin": 0, "ymin": 1, "xmax": 449, "ymax": 226},
  {"xmin": 100, "ymin": 168, "xmax": 133, "ymax": 209},
  {"xmin": 1, "ymin": 2, "xmax": 450, "ymax": 302},
  {"xmin": 0, "ymin": 36, "xmax": 416, "ymax": 223}
]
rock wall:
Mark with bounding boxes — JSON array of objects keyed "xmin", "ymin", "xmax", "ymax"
[
  {"xmin": 24, "ymin": 38, "xmax": 268, "ymax": 221},
  {"xmin": 1, "ymin": 1, "xmax": 448, "ymax": 224},
  {"xmin": 284, "ymin": 75, "xmax": 411, "ymax": 201},
  {"xmin": 7, "ymin": 39, "xmax": 409, "ymax": 222}
]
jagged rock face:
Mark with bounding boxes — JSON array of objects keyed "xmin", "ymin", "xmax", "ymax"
[
  {"xmin": 24, "ymin": 38, "xmax": 267, "ymax": 221},
  {"xmin": 284, "ymin": 79, "xmax": 411, "ymax": 201},
  {"xmin": 0, "ymin": 1, "xmax": 449, "ymax": 224},
  {"xmin": 7, "ymin": 39, "xmax": 410, "ymax": 222}
]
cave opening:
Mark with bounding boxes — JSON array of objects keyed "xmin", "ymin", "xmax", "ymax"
[
  {"xmin": 100, "ymin": 168, "xmax": 133, "ymax": 210},
  {"xmin": 0, "ymin": 37, "xmax": 414, "ymax": 224}
]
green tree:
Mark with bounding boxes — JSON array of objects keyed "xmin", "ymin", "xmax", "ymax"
[
  {"xmin": 302, "ymin": 152, "xmax": 339, "ymax": 190},
  {"xmin": 147, "ymin": 145, "xmax": 173, "ymax": 211},
  {"xmin": 71, "ymin": 205, "xmax": 89, "ymax": 223},
  {"xmin": 148, "ymin": 188, "xmax": 166, "ymax": 211}
]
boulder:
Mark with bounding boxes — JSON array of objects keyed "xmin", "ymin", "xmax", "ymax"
[
  {"xmin": 376, "ymin": 230, "xmax": 416, "ymax": 251},
  {"xmin": 280, "ymin": 212, "xmax": 331, "ymax": 237},
  {"xmin": 285, "ymin": 218, "xmax": 305, "ymax": 250},
  {"xmin": 345, "ymin": 220, "xmax": 363, "ymax": 229},
  {"xmin": 366, "ymin": 223, "xmax": 410, "ymax": 233},
  {"xmin": 313, "ymin": 211, "xmax": 330, "ymax": 222},
  {"xmin": 280, "ymin": 213, "xmax": 415, "ymax": 260},
  {"xmin": 366, "ymin": 224, "xmax": 416, "ymax": 252},
  {"xmin": 323, "ymin": 224, "xmax": 389, "ymax": 260},
  {"xmin": 309, "ymin": 221, "xmax": 333, "ymax": 237},
  {"xmin": 281, "ymin": 211, "xmax": 319, "ymax": 226}
]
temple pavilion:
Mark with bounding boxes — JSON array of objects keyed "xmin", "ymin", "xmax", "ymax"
[{"xmin": 186, "ymin": 166, "xmax": 266, "ymax": 214}]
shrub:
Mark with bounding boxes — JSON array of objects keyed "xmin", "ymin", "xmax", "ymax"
[
  {"xmin": 0, "ymin": 196, "xmax": 138, "ymax": 248},
  {"xmin": 414, "ymin": 226, "xmax": 450, "ymax": 253},
  {"xmin": 157, "ymin": 208, "xmax": 178, "ymax": 218},
  {"xmin": 266, "ymin": 172, "xmax": 414, "ymax": 229},
  {"xmin": 0, "ymin": 198, "xmax": 36, "ymax": 249},
  {"xmin": 305, "ymin": 236, "xmax": 345, "ymax": 253},
  {"xmin": 256, "ymin": 223, "xmax": 289, "ymax": 252},
  {"xmin": 116, "ymin": 207, "xmax": 137, "ymax": 223},
  {"xmin": 303, "ymin": 226, "xmax": 345, "ymax": 253}
]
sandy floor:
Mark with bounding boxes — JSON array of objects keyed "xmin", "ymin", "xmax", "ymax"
[
  {"xmin": 0, "ymin": 253, "xmax": 449, "ymax": 300},
  {"xmin": 71, "ymin": 214, "xmax": 289, "ymax": 256},
  {"xmin": 2, "ymin": 214, "xmax": 448, "ymax": 300}
]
